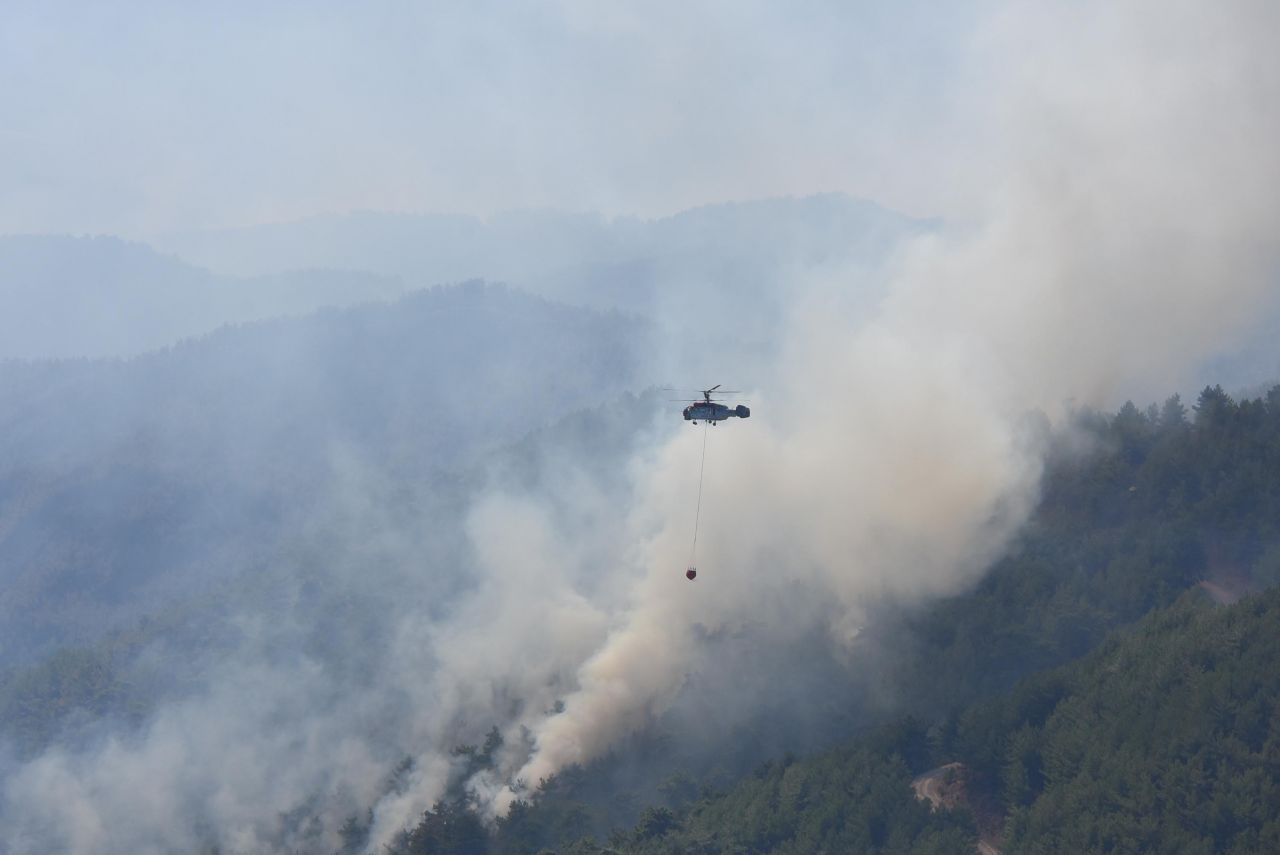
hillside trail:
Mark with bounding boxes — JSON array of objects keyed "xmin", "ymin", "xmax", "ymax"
[{"xmin": 912, "ymin": 763, "xmax": 1003, "ymax": 855}]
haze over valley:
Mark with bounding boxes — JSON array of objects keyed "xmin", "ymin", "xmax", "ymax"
[{"xmin": 3, "ymin": 3, "xmax": 1280, "ymax": 853}]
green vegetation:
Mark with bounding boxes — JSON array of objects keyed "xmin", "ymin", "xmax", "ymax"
[
  {"xmin": 594, "ymin": 736, "xmax": 976, "ymax": 855},
  {"xmin": 0, "ymin": 281, "xmax": 649, "ymax": 666},
  {"xmin": 892, "ymin": 385, "xmax": 1280, "ymax": 715},
  {"xmin": 383, "ymin": 722, "xmax": 974, "ymax": 855},
  {"xmin": 6, "ymin": 384, "xmax": 1280, "ymax": 852},
  {"xmin": 384, "ymin": 385, "xmax": 1280, "ymax": 853},
  {"xmin": 390, "ymin": 587, "xmax": 1280, "ymax": 855},
  {"xmin": 973, "ymin": 589, "xmax": 1280, "ymax": 853},
  {"xmin": 0, "ymin": 643, "xmax": 148, "ymax": 756}
]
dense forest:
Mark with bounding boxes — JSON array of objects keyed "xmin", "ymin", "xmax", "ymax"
[
  {"xmin": 415, "ymin": 586, "xmax": 1277, "ymax": 855},
  {"xmin": 0, "ymin": 281, "xmax": 650, "ymax": 666},
  {"xmin": 5, "ymin": 366, "xmax": 1280, "ymax": 852},
  {"xmin": 6, "ymin": 2, "xmax": 1277, "ymax": 851},
  {"xmin": 0, "ymin": 382, "xmax": 664, "ymax": 765},
  {"xmin": 881, "ymin": 385, "xmax": 1280, "ymax": 718},
  {"xmin": 352, "ymin": 385, "xmax": 1280, "ymax": 854}
]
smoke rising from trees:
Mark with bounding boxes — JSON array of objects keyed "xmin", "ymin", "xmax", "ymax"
[
  {"xmin": 2, "ymin": 2, "xmax": 1279, "ymax": 852},
  {"xmin": 483, "ymin": 0, "xmax": 1280, "ymax": 821}
]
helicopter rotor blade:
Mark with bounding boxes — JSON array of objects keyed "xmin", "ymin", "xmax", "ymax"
[{"xmin": 665, "ymin": 388, "xmax": 743, "ymax": 394}]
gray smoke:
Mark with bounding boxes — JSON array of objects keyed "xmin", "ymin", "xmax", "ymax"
[
  {"xmin": 488, "ymin": 0, "xmax": 1280, "ymax": 815},
  {"xmin": 3, "ymin": 2, "xmax": 1279, "ymax": 852}
]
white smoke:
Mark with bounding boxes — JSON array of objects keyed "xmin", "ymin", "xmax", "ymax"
[
  {"xmin": 4, "ymin": 2, "xmax": 1279, "ymax": 852},
  {"xmin": 479, "ymin": 0, "xmax": 1280, "ymax": 815}
]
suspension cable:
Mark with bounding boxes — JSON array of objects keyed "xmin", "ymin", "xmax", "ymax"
[{"xmin": 689, "ymin": 420, "xmax": 709, "ymax": 568}]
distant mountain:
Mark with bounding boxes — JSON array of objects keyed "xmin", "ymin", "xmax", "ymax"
[
  {"xmin": 1, "ymin": 196, "xmax": 927, "ymax": 365},
  {"xmin": 154, "ymin": 194, "xmax": 930, "ymax": 312},
  {"xmin": 158, "ymin": 209, "xmax": 615, "ymax": 281},
  {"xmin": 150, "ymin": 195, "xmax": 931, "ymax": 386},
  {"xmin": 0, "ymin": 282, "xmax": 654, "ymax": 663},
  {"xmin": 0, "ymin": 235, "xmax": 408, "ymax": 359},
  {"xmin": 155, "ymin": 194, "xmax": 925, "ymax": 272}
]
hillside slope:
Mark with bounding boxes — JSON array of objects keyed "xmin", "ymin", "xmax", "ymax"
[
  {"xmin": 445, "ymin": 590, "xmax": 1280, "ymax": 855},
  {"xmin": 968, "ymin": 588, "xmax": 1280, "ymax": 853},
  {"xmin": 0, "ymin": 282, "xmax": 652, "ymax": 663},
  {"xmin": 378, "ymin": 386, "xmax": 1280, "ymax": 854}
]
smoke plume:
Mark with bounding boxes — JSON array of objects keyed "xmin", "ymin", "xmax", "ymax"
[
  {"xmin": 484, "ymin": 0, "xmax": 1280, "ymax": 815},
  {"xmin": 3, "ymin": 2, "xmax": 1279, "ymax": 852}
]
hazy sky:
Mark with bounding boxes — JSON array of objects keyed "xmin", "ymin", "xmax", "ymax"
[{"xmin": 2, "ymin": 1, "xmax": 989, "ymax": 235}]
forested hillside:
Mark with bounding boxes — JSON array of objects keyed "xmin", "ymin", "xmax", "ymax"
[
  {"xmin": 884, "ymin": 385, "xmax": 1280, "ymax": 716},
  {"xmin": 4, "ymin": 376, "xmax": 1279, "ymax": 852},
  {"xmin": 372, "ymin": 385, "xmax": 1280, "ymax": 854},
  {"xmin": 960, "ymin": 588, "xmax": 1280, "ymax": 853},
  {"xmin": 0, "ymin": 387, "xmax": 663, "ymax": 766},
  {"xmin": 4, "ymin": 298, "xmax": 1279, "ymax": 852},
  {"xmin": 0, "ymin": 282, "xmax": 651, "ymax": 664},
  {"xmin": 7, "ymin": 2, "xmax": 1279, "ymax": 852},
  {"xmin": 460, "ymin": 587, "xmax": 1279, "ymax": 855}
]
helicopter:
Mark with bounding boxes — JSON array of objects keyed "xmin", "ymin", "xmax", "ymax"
[{"xmin": 676, "ymin": 385, "xmax": 750, "ymax": 425}]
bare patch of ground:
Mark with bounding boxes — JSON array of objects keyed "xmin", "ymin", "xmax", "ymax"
[{"xmin": 912, "ymin": 762, "xmax": 1003, "ymax": 855}]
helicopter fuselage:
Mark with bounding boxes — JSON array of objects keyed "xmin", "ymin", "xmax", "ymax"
[{"xmin": 683, "ymin": 402, "xmax": 750, "ymax": 422}]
